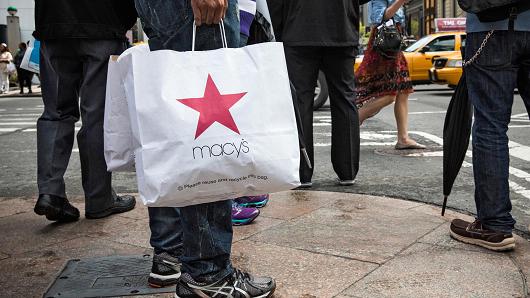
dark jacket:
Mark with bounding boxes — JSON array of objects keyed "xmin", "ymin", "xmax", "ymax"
[
  {"xmin": 33, "ymin": 0, "xmax": 138, "ymax": 41},
  {"xmin": 268, "ymin": 0, "xmax": 369, "ymax": 47}
]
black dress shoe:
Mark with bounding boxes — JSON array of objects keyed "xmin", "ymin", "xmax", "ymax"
[
  {"xmin": 85, "ymin": 195, "xmax": 136, "ymax": 219},
  {"xmin": 34, "ymin": 194, "xmax": 80, "ymax": 222}
]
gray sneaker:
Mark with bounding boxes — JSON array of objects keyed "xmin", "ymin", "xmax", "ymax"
[
  {"xmin": 149, "ymin": 252, "xmax": 181, "ymax": 287},
  {"xmin": 175, "ymin": 269, "xmax": 275, "ymax": 298}
]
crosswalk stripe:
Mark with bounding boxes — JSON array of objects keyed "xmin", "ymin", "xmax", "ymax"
[
  {"xmin": 0, "ymin": 118, "xmax": 36, "ymax": 121},
  {"xmin": 0, "ymin": 128, "xmax": 18, "ymax": 132},
  {"xmin": 0, "ymin": 113, "xmax": 41, "ymax": 117},
  {"xmin": 0, "ymin": 122, "xmax": 35, "ymax": 125},
  {"xmin": 22, "ymin": 127, "xmax": 81, "ymax": 132}
]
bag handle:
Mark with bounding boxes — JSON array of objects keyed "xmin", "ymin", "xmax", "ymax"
[{"xmin": 192, "ymin": 20, "xmax": 228, "ymax": 51}]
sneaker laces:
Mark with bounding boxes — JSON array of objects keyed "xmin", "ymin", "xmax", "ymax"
[
  {"xmin": 233, "ymin": 268, "xmax": 251, "ymax": 282},
  {"xmin": 232, "ymin": 202, "xmax": 243, "ymax": 212},
  {"xmin": 468, "ymin": 219, "xmax": 484, "ymax": 231}
]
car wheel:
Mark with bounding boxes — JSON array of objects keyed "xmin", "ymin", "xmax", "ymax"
[{"xmin": 313, "ymin": 71, "xmax": 328, "ymax": 110}]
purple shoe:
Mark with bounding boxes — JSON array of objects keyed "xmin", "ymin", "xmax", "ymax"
[
  {"xmin": 232, "ymin": 202, "xmax": 260, "ymax": 226},
  {"xmin": 234, "ymin": 194, "xmax": 270, "ymax": 208}
]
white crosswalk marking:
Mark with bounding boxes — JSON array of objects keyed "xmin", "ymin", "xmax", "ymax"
[{"xmin": 0, "ymin": 122, "xmax": 36, "ymax": 125}]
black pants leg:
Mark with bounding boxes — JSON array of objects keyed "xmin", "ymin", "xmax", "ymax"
[
  {"xmin": 321, "ymin": 47, "xmax": 359, "ymax": 181},
  {"xmin": 284, "ymin": 46, "xmax": 321, "ymax": 183},
  {"xmin": 37, "ymin": 40, "xmax": 83, "ymax": 199},
  {"xmin": 37, "ymin": 39, "xmax": 126, "ymax": 213}
]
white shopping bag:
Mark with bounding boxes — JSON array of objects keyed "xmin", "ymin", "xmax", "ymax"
[
  {"xmin": 122, "ymin": 25, "xmax": 300, "ymax": 207},
  {"xmin": 20, "ymin": 40, "xmax": 40, "ymax": 73},
  {"xmin": 104, "ymin": 44, "xmax": 150, "ymax": 172}
]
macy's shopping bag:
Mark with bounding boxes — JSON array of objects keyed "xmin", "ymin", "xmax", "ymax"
[
  {"xmin": 122, "ymin": 31, "xmax": 300, "ymax": 207},
  {"xmin": 20, "ymin": 40, "xmax": 40, "ymax": 73},
  {"xmin": 104, "ymin": 45, "xmax": 150, "ymax": 172}
]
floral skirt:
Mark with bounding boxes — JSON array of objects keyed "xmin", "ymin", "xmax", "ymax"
[{"xmin": 355, "ymin": 27, "xmax": 413, "ymax": 107}]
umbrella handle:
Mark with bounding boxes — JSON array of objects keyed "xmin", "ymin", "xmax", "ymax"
[
  {"xmin": 441, "ymin": 195, "xmax": 448, "ymax": 216},
  {"xmin": 301, "ymin": 148, "xmax": 312, "ymax": 169}
]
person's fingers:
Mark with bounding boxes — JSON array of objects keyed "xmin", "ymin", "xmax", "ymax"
[
  {"xmin": 205, "ymin": 5, "xmax": 215, "ymax": 25},
  {"xmin": 191, "ymin": 0, "xmax": 203, "ymax": 26},
  {"xmin": 222, "ymin": 0, "xmax": 228, "ymax": 19},
  {"xmin": 212, "ymin": 3, "xmax": 224, "ymax": 24}
]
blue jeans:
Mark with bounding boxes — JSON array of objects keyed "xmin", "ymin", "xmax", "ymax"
[
  {"xmin": 466, "ymin": 30, "xmax": 530, "ymax": 233},
  {"xmin": 135, "ymin": 0, "xmax": 240, "ymax": 283}
]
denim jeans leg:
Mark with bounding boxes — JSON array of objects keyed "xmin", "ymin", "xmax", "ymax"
[
  {"xmin": 465, "ymin": 31, "xmax": 517, "ymax": 233},
  {"xmin": 148, "ymin": 207, "xmax": 183, "ymax": 256},
  {"xmin": 135, "ymin": 0, "xmax": 240, "ymax": 282},
  {"xmin": 179, "ymin": 200, "xmax": 233, "ymax": 283}
]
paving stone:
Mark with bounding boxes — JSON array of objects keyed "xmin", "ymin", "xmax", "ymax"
[
  {"xmin": 342, "ymin": 243, "xmax": 524, "ymax": 298},
  {"xmin": 509, "ymin": 236, "xmax": 530, "ymax": 295},
  {"xmin": 233, "ymin": 216, "xmax": 284, "ymax": 242},
  {"xmin": 253, "ymin": 198, "xmax": 444, "ymax": 264},
  {"xmin": 0, "ymin": 237, "xmax": 145, "ymax": 298},
  {"xmin": 232, "ymin": 240, "xmax": 377, "ymax": 298},
  {"xmin": 260, "ymin": 191, "xmax": 340, "ymax": 220},
  {"xmin": 0, "ymin": 211, "xmax": 138, "ymax": 255},
  {"xmin": 101, "ymin": 218, "xmax": 152, "ymax": 249},
  {"xmin": 0, "ymin": 197, "xmax": 36, "ymax": 218},
  {"xmin": 410, "ymin": 204, "xmax": 475, "ymax": 222}
]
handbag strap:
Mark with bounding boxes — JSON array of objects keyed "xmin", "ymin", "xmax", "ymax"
[{"xmin": 192, "ymin": 21, "xmax": 228, "ymax": 51}]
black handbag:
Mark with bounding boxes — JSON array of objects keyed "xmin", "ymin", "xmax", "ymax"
[{"xmin": 373, "ymin": 20, "xmax": 403, "ymax": 59}]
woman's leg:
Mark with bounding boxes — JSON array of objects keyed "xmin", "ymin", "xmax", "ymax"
[
  {"xmin": 394, "ymin": 92, "xmax": 425, "ymax": 148},
  {"xmin": 358, "ymin": 94, "xmax": 395, "ymax": 125},
  {"xmin": 0, "ymin": 71, "xmax": 7, "ymax": 93}
]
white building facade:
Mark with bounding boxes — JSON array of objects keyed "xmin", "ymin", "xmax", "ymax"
[{"xmin": 0, "ymin": 0, "xmax": 35, "ymax": 44}]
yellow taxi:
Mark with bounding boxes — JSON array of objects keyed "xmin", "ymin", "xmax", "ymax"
[
  {"xmin": 429, "ymin": 52, "xmax": 462, "ymax": 87},
  {"xmin": 354, "ymin": 31, "xmax": 466, "ymax": 84}
]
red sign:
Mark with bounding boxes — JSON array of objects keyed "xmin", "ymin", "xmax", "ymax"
[{"xmin": 435, "ymin": 18, "xmax": 466, "ymax": 32}]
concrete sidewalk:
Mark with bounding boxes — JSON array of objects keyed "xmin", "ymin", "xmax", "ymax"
[{"xmin": 0, "ymin": 191, "xmax": 528, "ymax": 297}]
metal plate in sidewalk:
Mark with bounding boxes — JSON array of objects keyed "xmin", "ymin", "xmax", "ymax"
[
  {"xmin": 44, "ymin": 255, "xmax": 175, "ymax": 298},
  {"xmin": 374, "ymin": 146, "xmax": 443, "ymax": 157}
]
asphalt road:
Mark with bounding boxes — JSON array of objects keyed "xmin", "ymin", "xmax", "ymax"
[{"xmin": 0, "ymin": 85, "xmax": 529, "ymax": 235}]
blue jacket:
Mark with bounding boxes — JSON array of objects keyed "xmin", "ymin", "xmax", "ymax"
[
  {"xmin": 467, "ymin": 10, "xmax": 530, "ymax": 32},
  {"xmin": 369, "ymin": 0, "xmax": 405, "ymax": 26}
]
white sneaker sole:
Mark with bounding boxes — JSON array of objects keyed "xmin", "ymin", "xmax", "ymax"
[
  {"xmin": 175, "ymin": 291, "xmax": 271, "ymax": 298},
  {"xmin": 450, "ymin": 230, "xmax": 515, "ymax": 251}
]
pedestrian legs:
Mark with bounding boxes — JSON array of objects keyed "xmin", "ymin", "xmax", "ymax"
[
  {"xmin": 321, "ymin": 47, "xmax": 359, "ymax": 181},
  {"xmin": 283, "ymin": 46, "xmax": 321, "ymax": 183}
]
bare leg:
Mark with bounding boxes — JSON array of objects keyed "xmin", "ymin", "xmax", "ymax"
[
  {"xmin": 358, "ymin": 95, "xmax": 395, "ymax": 125},
  {"xmin": 394, "ymin": 92, "xmax": 425, "ymax": 148}
]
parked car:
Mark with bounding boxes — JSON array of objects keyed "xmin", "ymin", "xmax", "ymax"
[{"xmin": 429, "ymin": 52, "xmax": 462, "ymax": 88}]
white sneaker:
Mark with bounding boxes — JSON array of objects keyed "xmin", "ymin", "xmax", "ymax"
[{"xmin": 338, "ymin": 180, "xmax": 355, "ymax": 186}]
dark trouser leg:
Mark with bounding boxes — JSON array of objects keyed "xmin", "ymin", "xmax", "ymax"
[
  {"xmin": 321, "ymin": 47, "xmax": 359, "ymax": 181},
  {"xmin": 179, "ymin": 200, "xmax": 233, "ymax": 283},
  {"xmin": 284, "ymin": 46, "xmax": 321, "ymax": 183},
  {"xmin": 149, "ymin": 207, "xmax": 183, "ymax": 256},
  {"xmin": 26, "ymin": 73, "xmax": 33, "ymax": 92},
  {"xmin": 77, "ymin": 40, "xmax": 126, "ymax": 213},
  {"xmin": 517, "ymin": 47, "xmax": 530, "ymax": 119},
  {"xmin": 466, "ymin": 31, "xmax": 520, "ymax": 233},
  {"xmin": 37, "ymin": 41, "xmax": 82, "ymax": 198},
  {"xmin": 16, "ymin": 68, "xmax": 23, "ymax": 92}
]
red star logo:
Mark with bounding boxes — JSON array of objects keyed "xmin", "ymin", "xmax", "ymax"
[{"xmin": 177, "ymin": 74, "xmax": 247, "ymax": 139}]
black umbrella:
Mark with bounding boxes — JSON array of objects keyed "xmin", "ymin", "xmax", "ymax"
[
  {"xmin": 290, "ymin": 82, "xmax": 312, "ymax": 169},
  {"xmin": 442, "ymin": 70, "xmax": 473, "ymax": 216}
]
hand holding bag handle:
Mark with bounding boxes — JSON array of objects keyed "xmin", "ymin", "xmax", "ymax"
[{"xmin": 192, "ymin": 20, "xmax": 228, "ymax": 51}]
